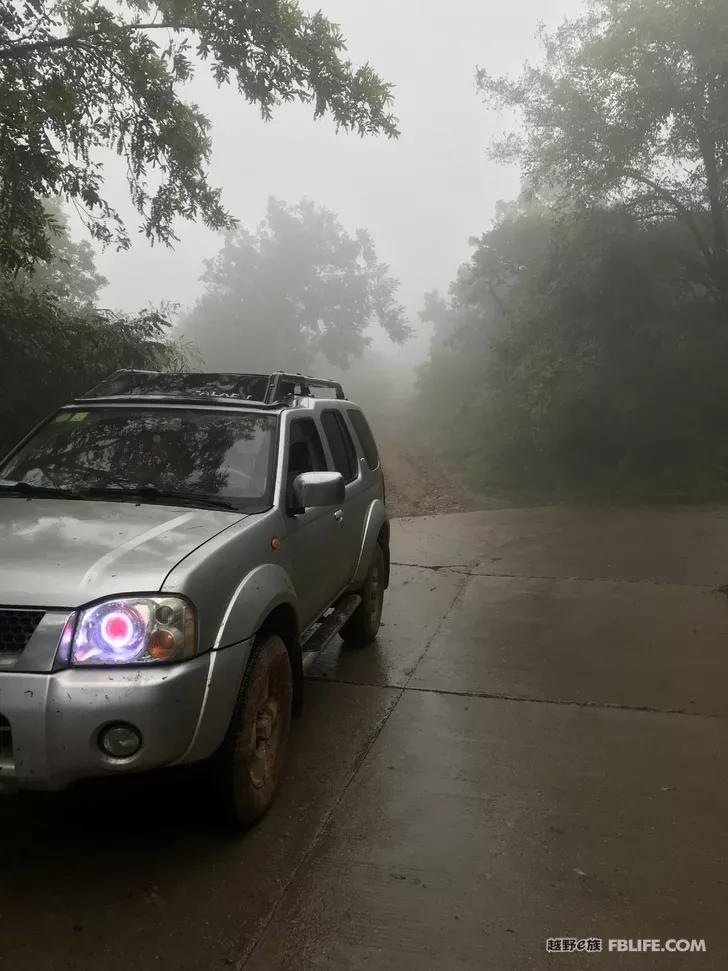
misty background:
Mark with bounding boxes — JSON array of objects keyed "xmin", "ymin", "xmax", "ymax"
[
  {"xmin": 75, "ymin": 0, "xmax": 584, "ymax": 385},
  {"xmin": 5, "ymin": 0, "xmax": 726, "ymax": 506}
]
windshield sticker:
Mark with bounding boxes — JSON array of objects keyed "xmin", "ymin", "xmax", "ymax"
[
  {"xmin": 53, "ymin": 413, "xmax": 71, "ymax": 422},
  {"xmin": 69, "ymin": 412, "xmax": 89, "ymax": 423}
]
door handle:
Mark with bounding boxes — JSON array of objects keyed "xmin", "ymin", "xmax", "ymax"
[{"xmin": 334, "ymin": 509, "xmax": 344, "ymax": 524}]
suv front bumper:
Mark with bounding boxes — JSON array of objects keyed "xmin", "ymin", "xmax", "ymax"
[{"xmin": 0, "ymin": 656, "xmax": 212, "ymax": 790}]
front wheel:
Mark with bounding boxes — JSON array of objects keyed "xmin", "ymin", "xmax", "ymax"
[
  {"xmin": 341, "ymin": 543, "xmax": 385, "ymax": 646},
  {"xmin": 208, "ymin": 633, "xmax": 292, "ymax": 830}
]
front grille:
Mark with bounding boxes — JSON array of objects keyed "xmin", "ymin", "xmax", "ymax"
[
  {"xmin": 0, "ymin": 715, "xmax": 11, "ymax": 759},
  {"xmin": 0, "ymin": 608, "xmax": 45, "ymax": 657}
]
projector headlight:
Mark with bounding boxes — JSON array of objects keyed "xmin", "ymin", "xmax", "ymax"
[{"xmin": 69, "ymin": 596, "xmax": 196, "ymax": 666}]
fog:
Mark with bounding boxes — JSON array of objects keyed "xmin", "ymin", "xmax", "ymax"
[{"xmin": 85, "ymin": 0, "xmax": 585, "ymax": 382}]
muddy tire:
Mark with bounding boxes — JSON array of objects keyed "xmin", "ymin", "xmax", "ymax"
[
  {"xmin": 209, "ymin": 634, "xmax": 292, "ymax": 830},
  {"xmin": 341, "ymin": 543, "xmax": 385, "ymax": 646}
]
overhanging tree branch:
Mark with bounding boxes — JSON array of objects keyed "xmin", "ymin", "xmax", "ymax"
[
  {"xmin": 0, "ymin": 22, "xmax": 195, "ymax": 60},
  {"xmin": 625, "ymin": 169, "xmax": 713, "ymax": 266},
  {"xmin": 0, "ymin": 0, "xmax": 397, "ymax": 273}
]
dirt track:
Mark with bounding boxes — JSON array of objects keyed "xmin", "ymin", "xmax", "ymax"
[{"xmin": 370, "ymin": 412, "xmax": 486, "ymax": 518}]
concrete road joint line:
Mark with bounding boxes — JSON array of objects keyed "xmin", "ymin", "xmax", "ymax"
[
  {"xmin": 240, "ymin": 687, "xmax": 404, "ymax": 968},
  {"xmin": 241, "ymin": 571, "xmax": 471, "ymax": 967},
  {"xmin": 401, "ymin": 568, "xmax": 473, "ymax": 692},
  {"xmin": 459, "ymin": 570, "xmax": 720, "ymax": 589},
  {"xmin": 391, "ymin": 560, "xmax": 476, "ymax": 572},
  {"xmin": 394, "ymin": 561, "xmax": 722, "ymax": 589},
  {"xmin": 306, "ymin": 677, "xmax": 725, "ymax": 720}
]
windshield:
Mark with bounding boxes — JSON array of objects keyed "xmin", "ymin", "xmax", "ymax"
[{"xmin": 0, "ymin": 407, "xmax": 278, "ymax": 511}]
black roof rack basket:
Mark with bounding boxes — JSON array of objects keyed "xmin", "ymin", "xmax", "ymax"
[
  {"xmin": 80, "ymin": 370, "xmax": 346, "ymax": 405},
  {"xmin": 265, "ymin": 373, "xmax": 345, "ymax": 402}
]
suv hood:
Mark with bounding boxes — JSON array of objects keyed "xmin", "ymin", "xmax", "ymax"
[{"xmin": 0, "ymin": 497, "xmax": 244, "ymax": 608}]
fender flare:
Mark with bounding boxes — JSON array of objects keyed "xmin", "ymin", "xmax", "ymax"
[
  {"xmin": 214, "ymin": 562, "xmax": 299, "ymax": 649},
  {"xmin": 350, "ymin": 499, "xmax": 389, "ymax": 590}
]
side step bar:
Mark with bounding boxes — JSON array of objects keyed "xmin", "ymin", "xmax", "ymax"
[{"xmin": 301, "ymin": 594, "xmax": 361, "ymax": 673}]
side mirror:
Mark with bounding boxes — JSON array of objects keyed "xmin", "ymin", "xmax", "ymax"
[{"xmin": 292, "ymin": 471, "xmax": 345, "ymax": 510}]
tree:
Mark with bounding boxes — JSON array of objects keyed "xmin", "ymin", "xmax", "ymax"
[
  {"xmin": 0, "ymin": 0, "xmax": 398, "ymax": 273},
  {"xmin": 416, "ymin": 203, "xmax": 728, "ymax": 499},
  {"xmin": 181, "ymin": 197, "xmax": 410, "ymax": 372},
  {"xmin": 0, "ymin": 283, "xmax": 190, "ymax": 454},
  {"xmin": 478, "ymin": 0, "xmax": 728, "ymax": 305},
  {"xmin": 0, "ymin": 207, "xmax": 192, "ymax": 454},
  {"xmin": 17, "ymin": 199, "xmax": 107, "ymax": 309}
]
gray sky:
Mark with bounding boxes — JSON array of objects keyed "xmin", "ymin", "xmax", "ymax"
[{"xmin": 91, "ymin": 0, "xmax": 585, "ymax": 336}]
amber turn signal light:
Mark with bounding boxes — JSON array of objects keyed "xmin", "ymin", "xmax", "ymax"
[{"xmin": 148, "ymin": 629, "xmax": 177, "ymax": 659}]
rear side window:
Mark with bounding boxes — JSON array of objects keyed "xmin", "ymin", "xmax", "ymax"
[
  {"xmin": 321, "ymin": 410, "xmax": 358, "ymax": 483},
  {"xmin": 347, "ymin": 409, "xmax": 379, "ymax": 470}
]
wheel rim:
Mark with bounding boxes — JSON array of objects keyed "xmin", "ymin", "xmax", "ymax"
[{"xmin": 249, "ymin": 674, "xmax": 283, "ymax": 789}]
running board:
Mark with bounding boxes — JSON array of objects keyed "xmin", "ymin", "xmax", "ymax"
[{"xmin": 301, "ymin": 594, "xmax": 361, "ymax": 673}]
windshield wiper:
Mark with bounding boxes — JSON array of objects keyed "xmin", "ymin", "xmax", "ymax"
[
  {"xmin": 81, "ymin": 485, "xmax": 239, "ymax": 511},
  {"xmin": 0, "ymin": 480, "xmax": 83, "ymax": 499}
]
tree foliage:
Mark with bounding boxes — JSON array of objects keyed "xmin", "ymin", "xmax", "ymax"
[
  {"xmin": 16, "ymin": 198, "xmax": 108, "ymax": 309},
  {"xmin": 417, "ymin": 202, "xmax": 728, "ymax": 500},
  {"xmin": 478, "ymin": 0, "xmax": 728, "ymax": 304},
  {"xmin": 0, "ymin": 210, "xmax": 192, "ymax": 455},
  {"xmin": 181, "ymin": 197, "xmax": 411, "ymax": 373},
  {"xmin": 416, "ymin": 0, "xmax": 728, "ymax": 500},
  {"xmin": 0, "ymin": 0, "xmax": 398, "ymax": 273}
]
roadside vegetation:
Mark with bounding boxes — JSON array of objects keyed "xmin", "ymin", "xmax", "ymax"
[
  {"xmin": 0, "ymin": 203, "xmax": 195, "ymax": 454},
  {"xmin": 417, "ymin": 0, "xmax": 728, "ymax": 503}
]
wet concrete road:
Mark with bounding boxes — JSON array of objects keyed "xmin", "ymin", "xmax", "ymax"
[{"xmin": 2, "ymin": 507, "xmax": 727, "ymax": 969}]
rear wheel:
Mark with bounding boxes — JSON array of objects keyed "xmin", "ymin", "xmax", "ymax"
[
  {"xmin": 341, "ymin": 543, "xmax": 385, "ymax": 646},
  {"xmin": 209, "ymin": 633, "xmax": 292, "ymax": 830}
]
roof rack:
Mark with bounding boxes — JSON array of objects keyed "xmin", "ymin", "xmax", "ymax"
[
  {"xmin": 264, "ymin": 372, "xmax": 345, "ymax": 403},
  {"xmin": 79, "ymin": 370, "xmax": 346, "ymax": 406}
]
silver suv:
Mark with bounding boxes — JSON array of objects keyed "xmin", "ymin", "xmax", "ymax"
[{"xmin": 0, "ymin": 371, "xmax": 389, "ymax": 827}]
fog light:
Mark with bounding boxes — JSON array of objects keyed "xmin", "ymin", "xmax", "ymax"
[{"xmin": 99, "ymin": 723, "xmax": 142, "ymax": 759}]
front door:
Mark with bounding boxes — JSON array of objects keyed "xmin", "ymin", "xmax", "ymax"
[{"xmin": 278, "ymin": 415, "xmax": 350, "ymax": 630}]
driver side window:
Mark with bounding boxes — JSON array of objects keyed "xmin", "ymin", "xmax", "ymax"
[{"xmin": 286, "ymin": 418, "xmax": 326, "ymax": 509}]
